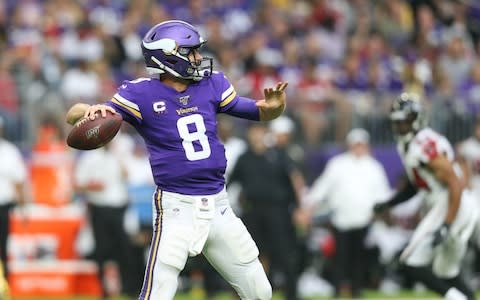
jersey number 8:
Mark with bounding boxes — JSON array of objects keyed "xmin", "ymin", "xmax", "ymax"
[{"xmin": 176, "ymin": 114, "xmax": 211, "ymax": 161}]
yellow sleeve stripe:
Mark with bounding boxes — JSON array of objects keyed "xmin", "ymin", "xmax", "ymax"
[
  {"xmin": 111, "ymin": 98, "xmax": 143, "ymax": 119},
  {"xmin": 221, "ymin": 85, "xmax": 234, "ymax": 100},
  {"xmin": 113, "ymin": 93, "xmax": 140, "ymax": 111},
  {"xmin": 219, "ymin": 90, "xmax": 237, "ymax": 107}
]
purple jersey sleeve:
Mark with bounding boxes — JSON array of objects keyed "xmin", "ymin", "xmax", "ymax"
[
  {"xmin": 211, "ymin": 72, "xmax": 260, "ymax": 120},
  {"xmin": 106, "ymin": 79, "xmax": 146, "ymax": 126},
  {"xmin": 212, "ymin": 72, "xmax": 241, "ymax": 112},
  {"xmin": 224, "ymin": 96, "xmax": 260, "ymax": 120}
]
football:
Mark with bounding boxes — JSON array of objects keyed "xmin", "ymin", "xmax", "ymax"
[{"xmin": 66, "ymin": 111, "xmax": 122, "ymax": 150}]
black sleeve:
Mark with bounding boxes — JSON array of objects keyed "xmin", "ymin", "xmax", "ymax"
[{"xmin": 386, "ymin": 176, "xmax": 418, "ymax": 208}]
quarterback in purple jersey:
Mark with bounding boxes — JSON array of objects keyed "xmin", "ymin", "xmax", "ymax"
[{"xmin": 67, "ymin": 20, "xmax": 287, "ymax": 300}]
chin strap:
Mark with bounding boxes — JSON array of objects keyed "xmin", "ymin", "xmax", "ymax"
[{"xmin": 149, "ymin": 56, "xmax": 211, "ymax": 81}]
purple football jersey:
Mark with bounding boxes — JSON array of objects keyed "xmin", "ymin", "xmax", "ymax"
[{"xmin": 107, "ymin": 72, "xmax": 240, "ymax": 195}]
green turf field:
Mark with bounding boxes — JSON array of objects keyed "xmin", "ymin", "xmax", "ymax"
[{"xmin": 10, "ymin": 290, "xmax": 450, "ymax": 300}]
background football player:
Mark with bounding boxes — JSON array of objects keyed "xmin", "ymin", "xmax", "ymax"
[
  {"xmin": 66, "ymin": 20, "xmax": 288, "ymax": 300},
  {"xmin": 373, "ymin": 93, "xmax": 479, "ymax": 300}
]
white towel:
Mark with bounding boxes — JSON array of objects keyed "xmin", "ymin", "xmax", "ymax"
[{"xmin": 189, "ymin": 197, "xmax": 215, "ymax": 256}]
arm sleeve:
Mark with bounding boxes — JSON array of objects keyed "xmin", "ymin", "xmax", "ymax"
[
  {"xmin": 106, "ymin": 80, "xmax": 144, "ymax": 126},
  {"xmin": 212, "ymin": 72, "xmax": 240, "ymax": 111},
  {"xmin": 224, "ymin": 96, "xmax": 260, "ymax": 120},
  {"xmin": 213, "ymin": 72, "xmax": 260, "ymax": 120},
  {"xmin": 384, "ymin": 176, "xmax": 418, "ymax": 208}
]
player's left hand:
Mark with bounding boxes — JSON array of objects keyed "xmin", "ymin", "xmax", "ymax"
[
  {"xmin": 432, "ymin": 223, "xmax": 450, "ymax": 247},
  {"xmin": 256, "ymin": 82, "xmax": 288, "ymax": 111}
]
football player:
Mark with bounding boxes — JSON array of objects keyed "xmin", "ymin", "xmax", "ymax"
[
  {"xmin": 373, "ymin": 93, "xmax": 478, "ymax": 300},
  {"xmin": 66, "ymin": 20, "xmax": 287, "ymax": 300}
]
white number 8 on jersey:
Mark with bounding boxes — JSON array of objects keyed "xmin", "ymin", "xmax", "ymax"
[{"xmin": 176, "ymin": 114, "xmax": 211, "ymax": 161}]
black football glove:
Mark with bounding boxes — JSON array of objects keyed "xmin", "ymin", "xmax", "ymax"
[
  {"xmin": 373, "ymin": 202, "xmax": 390, "ymax": 214},
  {"xmin": 432, "ymin": 223, "xmax": 450, "ymax": 247}
]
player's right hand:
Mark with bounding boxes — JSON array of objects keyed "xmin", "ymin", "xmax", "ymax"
[
  {"xmin": 373, "ymin": 202, "xmax": 390, "ymax": 214},
  {"xmin": 84, "ymin": 104, "xmax": 117, "ymax": 120}
]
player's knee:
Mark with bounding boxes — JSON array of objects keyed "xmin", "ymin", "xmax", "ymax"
[
  {"xmin": 157, "ymin": 266, "xmax": 178, "ymax": 288},
  {"xmin": 244, "ymin": 261, "xmax": 272, "ymax": 300},
  {"xmin": 252, "ymin": 272, "xmax": 272, "ymax": 300},
  {"xmin": 145, "ymin": 263, "xmax": 180, "ymax": 299}
]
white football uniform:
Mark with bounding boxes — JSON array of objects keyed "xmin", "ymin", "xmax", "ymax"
[
  {"xmin": 140, "ymin": 188, "xmax": 271, "ymax": 300},
  {"xmin": 398, "ymin": 128, "xmax": 478, "ymax": 278}
]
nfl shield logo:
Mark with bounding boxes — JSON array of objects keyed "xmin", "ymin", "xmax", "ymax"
[{"xmin": 201, "ymin": 198, "xmax": 208, "ymax": 206}]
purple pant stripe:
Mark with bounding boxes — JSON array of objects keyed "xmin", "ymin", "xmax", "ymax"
[{"xmin": 139, "ymin": 188, "xmax": 163, "ymax": 300}]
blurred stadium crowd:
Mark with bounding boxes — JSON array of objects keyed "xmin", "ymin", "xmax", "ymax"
[
  {"xmin": 1, "ymin": 0, "xmax": 480, "ymax": 148},
  {"xmin": 2, "ymin": 0, "xmax": 480, "ymax": 299}
]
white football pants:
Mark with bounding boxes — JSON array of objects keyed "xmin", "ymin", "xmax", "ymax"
[
  {"xmin": 139, "ymin": 187, "xmax": 272, "ymax": 300},
  {"xmin": 402, "ymin": 189, "xmax": 478, "ymax": 278}
]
